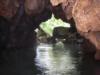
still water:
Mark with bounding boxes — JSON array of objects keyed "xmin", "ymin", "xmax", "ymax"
[
  {"xmin": 35, "ymin": 42, "xmax": 99, "ymax": 75},
  {"xmin": 0, "ymin": 42, "xmax": 100, "ymax": 75}
]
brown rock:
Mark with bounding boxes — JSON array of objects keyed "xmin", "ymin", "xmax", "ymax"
[
  {"xmin": 72, "ymin": 0, "xmax": 100, "ymax": 33},
  {"xmin": 24, "ymin": 0, "xmax": 49, "ymax": 15},
  {"xmin": 0, "ymin": 0, "xmax": 19, "ymax": 18},
  {"xmin": 50, "ymin": 0, "xmax": 66, "ymax": 6},
  {"xmin": 72, "ymin": 0, "xmax": 100, "ymax": 60},
  {"xmin": 0, "ymin": 0, "xmax": 50, "ymax": 17},
  {"xmin": 50, "ymin": 0, "xmax": 100, "ymax": 60}
]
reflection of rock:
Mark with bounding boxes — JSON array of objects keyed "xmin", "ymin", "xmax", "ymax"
[{"xmin": 35, "ymin": 44, "xmax": 78, "ymax": 75}]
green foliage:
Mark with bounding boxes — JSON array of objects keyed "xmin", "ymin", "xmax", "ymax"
[{"xmin": 40, "ymin": 14, "xmax": 70, "ymax": 37}]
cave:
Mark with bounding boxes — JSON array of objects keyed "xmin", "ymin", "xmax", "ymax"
[{"xmin": 0, "ymin": 0, "xmax": 100, "ymax": 75}]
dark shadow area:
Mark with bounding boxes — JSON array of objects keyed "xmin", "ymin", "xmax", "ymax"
[
  {"xmin": 0, "ymin": 0, "xmax": 52, "ymax": 74},
  {"xmin": 0, "ymin": 48, "xmax": 42, "ymax": 75}
]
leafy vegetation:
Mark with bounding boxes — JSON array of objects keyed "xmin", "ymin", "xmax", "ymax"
[{"xmin": 39, "ymin": 14, "xmax": 70, "ymax": 37}]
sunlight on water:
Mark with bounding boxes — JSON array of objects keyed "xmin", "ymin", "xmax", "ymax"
[{"xmin": 35, "ymin": 43, "xmax": 79, "ymax": 75}]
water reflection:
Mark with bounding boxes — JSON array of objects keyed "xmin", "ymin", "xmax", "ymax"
[
  {"xmin": 35, "ymin": 42, "xmax": 81, "ymax": 75},
  {"xmin": 0, "ymin": 43, "xmax": 100, "ymax": 75}
]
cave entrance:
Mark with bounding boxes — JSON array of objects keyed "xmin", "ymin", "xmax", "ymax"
[
  {"xmin": 34, "ymin": 15, "xmax": 85, "ymax": 75},
  {"xmin": 33, "ymin": 14, "xmax": 85, "ymax": 74},
  {"xmin": 35, "ymin": 14, "xmax": 73, "ymax": 44}
]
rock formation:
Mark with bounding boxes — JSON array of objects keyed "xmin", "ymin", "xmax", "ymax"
[
  {"xmin": 50, "ymin": 0, "xmax": 100, "ymax": 60},
  {"xmin": 0, "ymin": 0, "xmax": 100, "ymax": 60},
  {"xmin": 0, "ymin": 0, "xmax": 52, "ymax": 48}
]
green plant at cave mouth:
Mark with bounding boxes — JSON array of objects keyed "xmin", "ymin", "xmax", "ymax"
[{"xmin": 39, "ymin": 14, "xmax": 70, "ymax": 37}]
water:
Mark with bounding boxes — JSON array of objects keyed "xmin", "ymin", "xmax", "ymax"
[
  {"xmin": 35, "ymin": 42, "xmax": 96, "ymax": 75},
  {"xmin": 0, "ymin": 42, "xmax": 100, "ymax": 75},
  {"xmin": 35, "ymin": 42, "xmax": 100, "ymax": 75}
]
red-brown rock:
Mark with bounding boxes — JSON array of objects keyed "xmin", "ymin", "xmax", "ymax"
[
  {"xmin": 0, "ymin": 0, "xmax": 19, "ymax": 18},
  {"xmin": 24, "ymin": 0, "xmax": 46, "ymax": 15},
  {"xmin": 0, "ymin": 0, "xmax": 50, "ymax": 18},
  {"xmin": 72, "ymin": 0, "xmax": 100, "ymax": 60},
  {"xmin": 50, "ymin": 0, "xmax": 100, "ymax": 60}
]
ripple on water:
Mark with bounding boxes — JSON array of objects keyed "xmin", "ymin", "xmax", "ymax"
[{"xmin": 35, "ymin": 43, "xmax": 81, "ymax": 75}]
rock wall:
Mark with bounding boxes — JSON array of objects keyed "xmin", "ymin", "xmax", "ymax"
[
  {"xmin": 50, "ymin": 0, "xmax": 100, "ymax": 60},
  {"xmin": 0, "ymin": 0, "xmax": 52, "ymax": 49},
  {"xmin": 0, "ymin": 0, "xmax": 19, "ymax": 19},
  {"xmin": 0, "ymin": 0, "xmax": 100, "ymax": 60},
  {"xmin": 0, "ymin": 1, "xmax": 52, "ymax": 74},
  {"xmin": 72, "ymin": 0, "xmax": 100, "ymax": 60},
  {"xmin": 0, "ymin": 0, "xmax": 51, "ymax": 18}
]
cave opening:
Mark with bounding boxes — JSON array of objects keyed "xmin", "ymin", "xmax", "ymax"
[
  {"xmin": 0, "ymin": 0, "xmax": 100, "ymax": 74},
  {"xmin": 33, "ymin": 13, "xmax": 88, "ymax": 75},
  {"xmin": 0, "ymin": 11, "xmax": 84, "ymax": 75},
  {"xmin": 0, "ymin": 9, "xmax": 84, "ymax": 74},
  {"xmin": 35, "ymin": 14, "xmax": 71, "ymax": 44}
]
